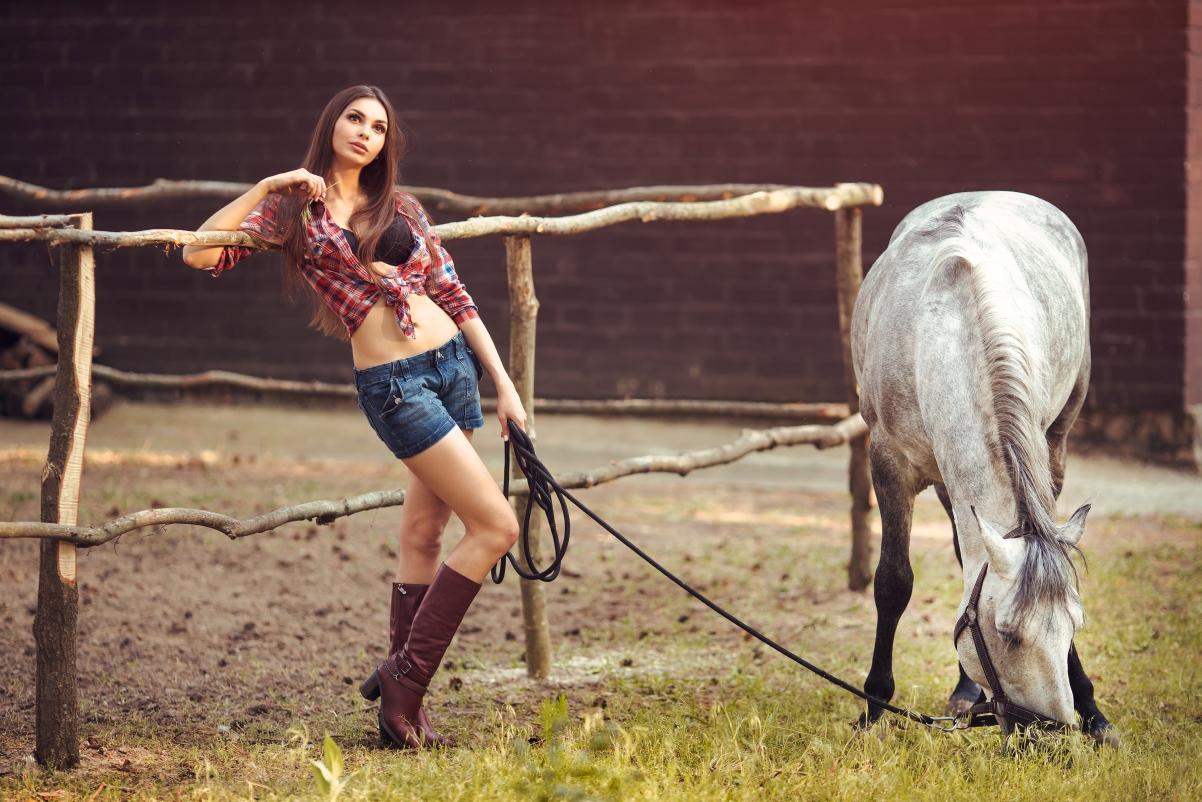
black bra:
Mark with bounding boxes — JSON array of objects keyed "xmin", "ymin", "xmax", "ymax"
[{"xmin": 341, "ymin": 216, "xmax": 415, "ymax": 267}]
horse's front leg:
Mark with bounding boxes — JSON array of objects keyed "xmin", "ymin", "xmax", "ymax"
[
  {"xmin": 934, "ymin": 482, "xmax": 985, "ymax": 714},
  {"xmin": 1069, "ymin": 642, "xmax": 1120, "ymax": 747},
  {"xmin": 857, "ymin": 440, "xmax": 918, "ymax": 728}
]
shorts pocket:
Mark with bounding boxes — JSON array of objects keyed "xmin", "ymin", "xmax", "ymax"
[{"xmin": 362, "ymin": 377, "xmax": 406, "ymax": 420}]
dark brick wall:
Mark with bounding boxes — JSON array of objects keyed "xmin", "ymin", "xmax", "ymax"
[
  {"xmin": 0, "ymin": 0, "xmax": 1191, "ymax": 407},
  {"xmin": 1188, "ymin": 0, "xmax": 1202, "ymax": 408}
]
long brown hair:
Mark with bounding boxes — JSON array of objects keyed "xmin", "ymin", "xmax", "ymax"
[{"xmin": 277, "ymin": 85, "xmax": 419, "ymax": 340}]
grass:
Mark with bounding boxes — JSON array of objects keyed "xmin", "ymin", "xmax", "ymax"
[{"xmin": 3, "ymin": 529, "xmax": 1199, "ymax": 801}]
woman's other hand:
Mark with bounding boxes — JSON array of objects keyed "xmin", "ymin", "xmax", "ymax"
[
  {"xmin": 259, "ymin": 169, "xmax": 327, "ymax": 200},
  {"xmin": 495, "ymin": 380, "xmax": 527, "ymax": 440}
]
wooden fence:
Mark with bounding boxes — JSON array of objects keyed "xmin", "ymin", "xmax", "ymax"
[{"xmin": 0, "ymin": 178, "xmax": 880, "ymax": 768}]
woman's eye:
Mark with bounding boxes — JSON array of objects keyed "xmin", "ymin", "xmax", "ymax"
[
  {"xmin": 348, "ymin": 114, "xmax": 360, "ymax": 122},
  {"xmin": 374, "ymin": 125, "xmax": 386, "ymax": 134}
]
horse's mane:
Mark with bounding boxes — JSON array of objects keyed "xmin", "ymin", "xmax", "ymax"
[{"xmin": 921, "ymin": 204, "xmax": 1080, "ymax": 628}]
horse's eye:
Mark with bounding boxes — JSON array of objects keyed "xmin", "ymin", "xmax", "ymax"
[{"xmin": 997, "ymin": 628, "xmax": 1022, "ymax": 647}]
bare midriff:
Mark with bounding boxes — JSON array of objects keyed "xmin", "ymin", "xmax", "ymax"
[{"xmin": 350, "ymin": 290, "xmax": 460, "ymax": 370}]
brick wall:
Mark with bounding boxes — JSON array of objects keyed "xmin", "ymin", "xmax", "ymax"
[
  {"xmin": 0, "ymin": 0, "xmax": 1191, "ymax": 408},
  {"xmin": 1188, "ymin": 1, "xmax": 1202, "ymax": 408}
]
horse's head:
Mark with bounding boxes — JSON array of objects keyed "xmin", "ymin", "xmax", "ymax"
[{"xmin": 957, "ymin": 505, "xmax": 1090, "ymax": 733}]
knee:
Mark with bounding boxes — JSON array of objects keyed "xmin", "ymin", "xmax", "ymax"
[
  {"xmin": 406, "ymin": 532, "xmax": 443, "ymax": 562},
  {"xmin": 403, "ymin": 513, "xmax": 448, "ymax": 558},
  {"xmin": 472, "ymin": 506, "xmax": 519, "ymax": 556},
  {"xmin": 494, "ymin": 509, "xmax": 520, "ymax": 552}
]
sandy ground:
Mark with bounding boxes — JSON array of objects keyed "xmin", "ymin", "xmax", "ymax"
[
  {"xmin": 3, "ymin": 401, "xmax": 1198, "ymax": 515},
  {"xmin": 1, "ymin": 402, "xmax": 1199, "ymax": 768}
]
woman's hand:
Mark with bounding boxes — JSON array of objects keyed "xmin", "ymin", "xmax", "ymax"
[
  {"xmin": 495, "ymin": 379, "xmax": 527, "ymax": 441},
  {"xmin": 258, "ymin": 169, "xmax": 327, "ymax": 200}
]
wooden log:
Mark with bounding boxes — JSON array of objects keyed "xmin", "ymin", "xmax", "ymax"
[
  {"xmin": 505, "ymin": 234, "xmax": 553, "ymax": 680},
  {"xmin": 0, "ymin": 414, "xmax": 867, "ymax": 546},
  {"xmin": 834, "ymin": 207, "xmax": 874, "ymax": 593},
  {"xmin": 2, "ymin": 488, "xmax": 407, "ymax": 545},
  {"xmin": 0, "ymin": 363, "xmax": 849, "ymax": 421},
  {"xmin": 484, "ymin": 397, "xmax": 849, "ymax": 421},
  {"xmin": 21, "ymin": 375, "xmax": 56, "ymax": 418},
  {"xmin": 0, "ymin": 300, "xmax": 101, "ymax": 357},
  {"xmin": 0, "ymin": 174, "xmax": 885, "ymax": 216},
  {"xmin": 0, "ymin": 363, "xmax": 359, "ymax": 398},
  {"xmin": 435, "ymin": 186, "xmax": 881, "ymax": 241},
  {"xmin": 0, "ymin": 214, "xmax": 73, "ymax": 229},
  {"xmin": 0, "ymin": 227, "xmax": 264, "ymax": 249},
  {"xmin": 0, "ymin": 185, "xmax": 884, "ymax": 249},
  {"xmin": 34, "ymin": 213, "xmax": 94, "ymax": 768}
]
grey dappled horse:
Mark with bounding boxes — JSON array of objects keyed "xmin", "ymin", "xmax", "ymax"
[{"xmin": 851, "ymin": 191, "xmax": 1116, "ymax": 745}]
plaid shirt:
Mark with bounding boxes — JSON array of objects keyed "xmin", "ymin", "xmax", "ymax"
[{"xmin": 210, "ymin": 190, "xmax": 479, "ymax": 338}]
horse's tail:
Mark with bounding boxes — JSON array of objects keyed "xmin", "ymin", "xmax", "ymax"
[{"xmin": 965, "ymin": 251, "xmax": 1079, "ymax": 624}]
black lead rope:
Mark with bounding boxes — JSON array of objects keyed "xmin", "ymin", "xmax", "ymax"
[{"xmin": 491, "ymin": 420, "xmax": 980, "ymax": 732}]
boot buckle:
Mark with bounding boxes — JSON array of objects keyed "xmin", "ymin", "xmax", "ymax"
[{"xmin": 384, "ymin": 655, "xmax": 413, "ymax": 682}]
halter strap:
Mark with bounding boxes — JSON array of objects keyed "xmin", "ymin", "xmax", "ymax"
[{"xmin": 953, "ymin": 563, "xmax": 1071, "ymax": 732}]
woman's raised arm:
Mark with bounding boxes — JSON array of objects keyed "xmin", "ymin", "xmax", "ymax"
[{"xmin": 181, "ymin": 168, "xmax": 328, "ymax": 269}]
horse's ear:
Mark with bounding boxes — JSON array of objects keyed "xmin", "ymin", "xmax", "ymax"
[
  {"xmin": 1058, "ymin": 502, "xmax": 1091, "ymax": 546},
  {"xmin": 971, "ymin": 506, "xmax": 1020, "ymax": 576}
]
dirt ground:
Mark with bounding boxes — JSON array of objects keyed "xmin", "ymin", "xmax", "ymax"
[{"xmin": 1, "ymin": 402, "xmax": 1200, "ymax": 784}]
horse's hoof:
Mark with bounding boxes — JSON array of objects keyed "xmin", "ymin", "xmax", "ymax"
[
  {"xmin": 945, "ymin": 696, "xmax": 976, "ymax": 717},
  {"xmin": 851, "ymin": 711, "xmax": 882, "ymax": 732},
  {"xmin": 1088, "ymin": 725, "xmax": 1120, "ymax": 749}
]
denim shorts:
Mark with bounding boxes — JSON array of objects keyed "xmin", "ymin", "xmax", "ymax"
[{"xmin": 355, "ymin": 331, "xmax": 486, "ymax": 459}]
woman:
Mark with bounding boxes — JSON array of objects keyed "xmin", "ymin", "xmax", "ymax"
[{"xmin": 182, "ymin": 85, "xmax": 523, "ymax": 749}]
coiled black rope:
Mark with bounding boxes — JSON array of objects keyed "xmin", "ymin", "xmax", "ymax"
[
  {"xmin": 489, "ymin": 422, "xmax": 572, "ymax": 583},
  {"xmin": 491, "ymin": 420, "xmax": 979, "ymax": 731}
]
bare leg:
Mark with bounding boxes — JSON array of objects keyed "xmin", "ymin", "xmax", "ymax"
[
  {"xmin": 400, "ymin": 427, "xmax": 518, "ymax": 583},
  {"xmin": 395, "ymin": 430, "xmax": 472, "ymax": 584},
  {"xmin": 858, "ymin": 439, "xmax": 918, "ymax": 728},
  {"xmin": 935, "ymin": 482, "xmax": 985, "ymax": 713}
]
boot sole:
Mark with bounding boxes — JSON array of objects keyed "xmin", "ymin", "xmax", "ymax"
[{"xmin": 360, "ymin": 668, "xmax": 381, "ymax": 701}]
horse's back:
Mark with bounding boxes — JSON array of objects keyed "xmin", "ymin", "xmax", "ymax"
[{"xmin": 852, "ymin": 191, "xmax": 1089, "ymax": 484}]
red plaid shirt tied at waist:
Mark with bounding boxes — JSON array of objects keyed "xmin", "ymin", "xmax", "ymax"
[{"xmin": 210, "ymin": 191, "xmax": 479, "ymax": 338}]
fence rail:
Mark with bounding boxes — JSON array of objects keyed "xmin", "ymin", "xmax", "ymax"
[
  {"xmin": 0, "ymin": 174, "xmax": 881, "ymax": 217},
  {"xmin": 0, "ymin": 175, "xmax": 879, "ymax": 768},
  {"xmin": 0, "ymin": 364, "xmax": 849, "ymax": 420},
  {"xmin": 0, "ymin": 183, "xmax": 881, "ymax": 246}
]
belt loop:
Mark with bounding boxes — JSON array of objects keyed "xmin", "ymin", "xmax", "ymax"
[{"xmin": 397, "ymin": 359, "xmax": 411, "ymax": 382}]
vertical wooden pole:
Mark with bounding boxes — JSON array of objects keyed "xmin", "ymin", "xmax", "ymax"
[
  {"xmin": 834, "ymin": 207, "xmax": 874, "ymax": 592},
  {"xmin": 35, "ymin": 213, "xmax": 94, "ymax": 768},
  {"xmin": 505, "ymin": 234, "xmax": 553, "ymax": 680}
]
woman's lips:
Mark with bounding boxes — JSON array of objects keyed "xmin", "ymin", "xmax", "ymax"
[{"xmin": 350, "ymin": 141, "xmax": 368, "ymax": 155}]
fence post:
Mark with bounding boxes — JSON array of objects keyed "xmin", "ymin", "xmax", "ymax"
[
  {"xmin": 34, "ymin": 212, "xmax": 95, "ymax": 767},
  {"xmin": 834, "ymin": 207, "xmax": 874, "ymax": 592},
  {"xmin": 504, "ymin": 234, "xmax": 553, "ymax": 679}
]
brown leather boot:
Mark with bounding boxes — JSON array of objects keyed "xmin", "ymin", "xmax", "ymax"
[
  {"xmin": 360, "ymin": 583, "xmax": 419, "ymax": 701},
  {"xmin": 359, "ymin": 583, "xmax": 452, "ymax": 746},
  {"xmin": 377, "ymin": 564, "xmax": 480, "ymax": 749}
]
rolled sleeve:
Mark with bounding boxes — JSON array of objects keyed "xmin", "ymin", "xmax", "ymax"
[{"xmin": 208, "ymin": 194, "xmax": 282, "ymax": 277}]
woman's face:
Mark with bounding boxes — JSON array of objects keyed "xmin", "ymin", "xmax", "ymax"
[{"xmin": 331, "ymin": 96, "xmax": 389, "ymax": 169}]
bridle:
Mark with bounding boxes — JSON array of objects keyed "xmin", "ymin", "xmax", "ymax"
[{"xmin": 952, "ymin": 563, "xmax": 1073, "ymax": 732}]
